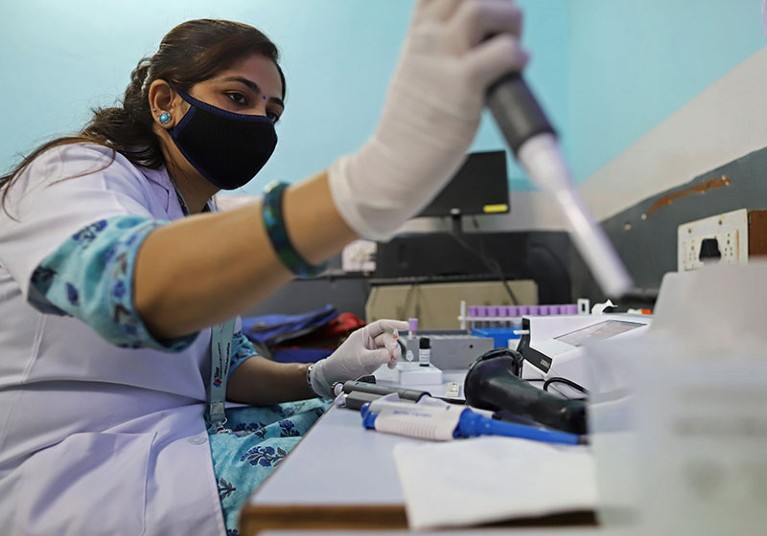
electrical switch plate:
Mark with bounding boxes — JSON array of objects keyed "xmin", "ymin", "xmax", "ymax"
[{"xmin": 677, "ymin": 209, "xmax": 749, "ymax": 272}]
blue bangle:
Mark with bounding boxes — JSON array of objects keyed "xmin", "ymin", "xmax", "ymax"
[{"xmin": 262, "ymin": 181, "xmax": 327, "ymax": 278}]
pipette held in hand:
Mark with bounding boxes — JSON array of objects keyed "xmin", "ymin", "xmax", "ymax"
[{"xmin": 487, "ymin": 72, "xmax": 633, "ymax": 298}]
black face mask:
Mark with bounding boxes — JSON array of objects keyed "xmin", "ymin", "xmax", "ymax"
[{"xmin": 168, "ymin": 88, "xmax": 278, "ymax": 190}]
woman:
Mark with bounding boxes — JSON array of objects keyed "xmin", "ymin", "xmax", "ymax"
[{"xmin": 0, "ymin": 1, "xmax": 527, "ymax": 534}]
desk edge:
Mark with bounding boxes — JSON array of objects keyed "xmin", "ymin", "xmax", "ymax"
[{"xmin": 239, "ymin": 503, "xmax": 408, "ymax": 535}]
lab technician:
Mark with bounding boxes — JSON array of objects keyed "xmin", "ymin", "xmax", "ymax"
[{"xmin": 0, "ymin": 1, "xmax": 528, "ymax": 534}]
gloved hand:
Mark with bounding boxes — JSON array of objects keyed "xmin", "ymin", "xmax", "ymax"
[
  {"xmin": 328, "ymin": 0, "xmax": 528, "ymax": 240},
  {"xmin": 309, "ymin": 319, "xmax": 409, "ymax": 398}
]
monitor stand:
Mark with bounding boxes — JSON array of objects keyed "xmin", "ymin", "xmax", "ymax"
[{"xmin": 449, "ymin": 209, "xmax": 464, "ymax": 236}]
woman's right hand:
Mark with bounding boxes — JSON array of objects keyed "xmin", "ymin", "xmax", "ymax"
[
  {"xmin": 309, "ymin": 319, "xmax": 408, "ymax": 398},
  {"xmin": 328, "ymin": 0, "xmax": 528, "ymax": 241}
]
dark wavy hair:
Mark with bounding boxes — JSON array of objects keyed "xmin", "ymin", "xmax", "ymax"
[{"xmin": 0, "ymin": 19, "xmax": 285, "ymax": 214}]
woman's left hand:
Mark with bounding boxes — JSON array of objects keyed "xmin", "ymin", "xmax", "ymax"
[{"xmin": 309, "ymin": 319, "xmax": 409, "ymax": 397}]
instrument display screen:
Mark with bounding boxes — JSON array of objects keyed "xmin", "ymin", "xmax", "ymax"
[{"xmin": 554, "ymin": 320, "xmax": 645, "ymax": 347}]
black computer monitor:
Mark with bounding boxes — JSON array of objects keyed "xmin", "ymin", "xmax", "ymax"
[{"xmin": 417, "ymin": 150, "xmax": 510, "ymax": 219}]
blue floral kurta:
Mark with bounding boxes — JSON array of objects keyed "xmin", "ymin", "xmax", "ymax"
[
  {"xmin": 29, "ymin": 214, "xmax": 331, "ymax": 533},
  {"xmin": 0, "ymin": 146, "xmax": 328, "ymax": 534}
]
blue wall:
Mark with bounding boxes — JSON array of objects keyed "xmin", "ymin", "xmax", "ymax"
[
  {"xmin": 568, "ymin": 0, "xmax": 765, "ymax": 182},
  {"xmin": 0, "ymin": 0, "xmax": 565, "ymax": 193},
  {"xmin": 0, "ymin": 0, "xmax": 763, "ymax": 195}
]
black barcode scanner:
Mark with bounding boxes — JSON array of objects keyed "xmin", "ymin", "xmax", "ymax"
[{"xmin": 464, "ymin": 348, "xmax": 587, "ymax": 435}]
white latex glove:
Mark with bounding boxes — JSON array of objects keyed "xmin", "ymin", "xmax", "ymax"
[
  {"xmin": 328, "ymin": 0, "xmax": 528, "ymax": 240},
  {"xmin": 309, "ymin": 319, "xmax": 409, "ymax": 398}
]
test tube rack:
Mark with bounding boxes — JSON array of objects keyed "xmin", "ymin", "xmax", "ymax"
[{"xmin": 457, "ymin": 300, "xmax": 586, "ymax": 331}]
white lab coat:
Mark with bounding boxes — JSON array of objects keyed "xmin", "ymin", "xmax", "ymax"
[{"xmin": 0, "ymin": 144, "xmax": 228, "ymax": 535}]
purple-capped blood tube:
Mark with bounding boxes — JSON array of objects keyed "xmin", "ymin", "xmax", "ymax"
[
  {"xmin": 563, "ymin": 304, "xmax": 579, "ymax": 315},
  {"xmin": 468, "ymin": 306, "xmax": 479, "ymax": 329},
  {"xmin": 487, "ymin": 306, "xmax": 499, "ymax": 326},
  {"xmin": 498, "ymin": 306, "xmax": 511, "ymax": 327},
  {"xmin": 477, "ymin": 306, "xmax": 488, "ymax": 327},
  {"xmin": 408, "ymin": 317, "xmax": 418, "ymax": 339}
]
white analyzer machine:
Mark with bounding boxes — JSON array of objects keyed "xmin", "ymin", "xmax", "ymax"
[{"xmin": 517, "ymin": 313, "xmax": 652, "ymax": 396}]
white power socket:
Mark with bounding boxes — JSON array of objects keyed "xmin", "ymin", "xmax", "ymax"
[{"xmin": 677, "ymin": 209, "xmax": 749, "ymax": 271}]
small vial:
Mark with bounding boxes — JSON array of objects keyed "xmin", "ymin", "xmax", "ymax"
[
  {"xmin": 418, "ymin": 337, "xmax": 431, "ymax": 367},
  {"xmin": 407, "ymin": 317, "xmax": 419, "ymax": 339}
]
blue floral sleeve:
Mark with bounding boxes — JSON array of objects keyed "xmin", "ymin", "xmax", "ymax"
[
  {"xmin": 29, "ymin": 215, "xmax": 198, "ymax": 352},
  {"xmin": 229, "ymin": 331, "xmax": 259, "ymax": 379}
]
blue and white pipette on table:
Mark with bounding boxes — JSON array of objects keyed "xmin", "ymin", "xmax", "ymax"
[{"xmin": 360, "ymin": 393, "xmax": 584, "ymax": 446}]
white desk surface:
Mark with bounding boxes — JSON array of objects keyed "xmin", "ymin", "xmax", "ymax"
[
  {"xmin": 249, "ymin": 371, "xmax": 467, "ymax": 507},
  {"xmin": 259, "ymin": 530, "xmax": 614, "ymax": 536},
  {"xmin": 240, "ymin": 371, "xmax": 596, "ymax": 535},
  {"xmin": 251, "ymin": 402, "xmax": 415, "ymax": 505}
]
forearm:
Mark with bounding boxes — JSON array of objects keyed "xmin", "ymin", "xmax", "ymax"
[
  {"xmin": 227, "ymin": 356, "xmax": 316, "ymax": 406},
  {"xmin": 134, "ymin": 171, "xmax": 357, "ymax": 339}
]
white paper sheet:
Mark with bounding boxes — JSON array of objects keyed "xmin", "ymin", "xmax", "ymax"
[{"xmin": 393, "ymin": 436, "xmax": 597, "ymax": 530}]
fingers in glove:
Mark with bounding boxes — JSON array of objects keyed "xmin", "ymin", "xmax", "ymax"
[
  {"xmin": 370, "ymin": 330, "xmax": 404, "ymax": 369},
  {"xmin": 379, "ymin": 332, "xmax": 404, "ymax": 368},
  {"xmin": 466, "ymin": 33, "xmax": 529, "ymax": 87},
  {"xmin": 360, "ymin": 347, "xmax": 399, "ymax": 373},
  {"xmin": 365, "ymin": 319, "xmax": 410, "ymax": 340},
  {"xmin": 447, "ymin": 0, "xmax": 524, "ymax": 55},
  {"xmin": 414, "ymin": 0, "xmax": 464, "ymax": 22},
  {"xmin": 372, "ymin": 330, "xmax": 398, "ymax": 348}
]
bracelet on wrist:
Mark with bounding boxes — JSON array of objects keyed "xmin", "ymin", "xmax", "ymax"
[
  {"xmin": 305, "ymin": 363, "xmax": 317, "ymax": 396},
  {"xmin": 262, "ymin": 181, "xmax": 327, "ymax": 278}
]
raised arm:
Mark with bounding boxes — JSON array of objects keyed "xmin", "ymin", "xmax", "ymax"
[{"xmin": 135, "ymin": 0, "xmax": 528, "ymax": 340}]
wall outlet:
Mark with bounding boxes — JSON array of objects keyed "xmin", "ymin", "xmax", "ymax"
[{"xmin": 677, "ymin": 209, "xmax": 749, "ymax": 272}]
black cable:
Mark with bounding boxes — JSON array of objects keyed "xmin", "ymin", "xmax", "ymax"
[
  {"xmin": 543, "ymin": 376, "xmax": 589, "ymax": 397},
  {"xmin": 528, "ymin": 242, "xmax": 573, "ymax": 291},
  {"xmin": 447, "ymin": 227, "xmax": 520, "ymax": 305}
]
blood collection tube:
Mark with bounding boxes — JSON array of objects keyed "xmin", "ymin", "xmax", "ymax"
[{"xmin": 408, "ymin": 318, "xmax": 418, "ymax": 339}]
